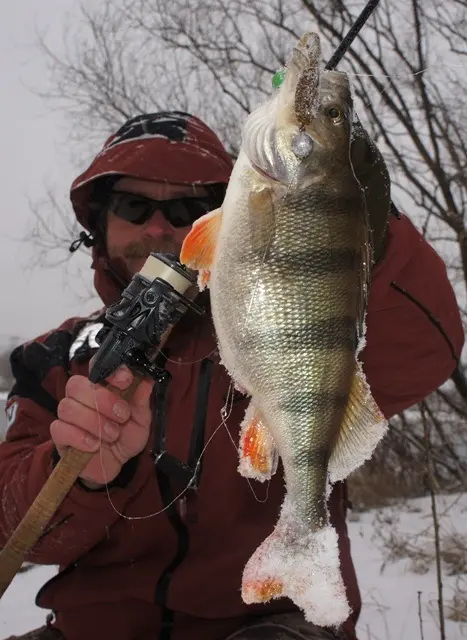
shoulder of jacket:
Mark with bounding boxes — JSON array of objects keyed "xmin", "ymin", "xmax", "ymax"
[{"xmin": 11, "ymin": 309, "xmax": 107, "ymax": 381}]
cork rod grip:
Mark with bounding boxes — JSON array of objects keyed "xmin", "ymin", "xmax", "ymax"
[{"xmin": 0, "ymin": 373, "xmax": 145, "ymax": 598}]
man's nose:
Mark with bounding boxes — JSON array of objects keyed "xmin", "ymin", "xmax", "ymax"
[{"xmin": 143, "ymin": 209, "xmax": 172, "ymax": 236}]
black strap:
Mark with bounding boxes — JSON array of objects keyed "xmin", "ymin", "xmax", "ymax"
[
  {"xmin": 188, "ymin": 359, "xmax": 213, "ymax": 484},
  {"xmin": 151, "ymin": 357, "xmax": 214, "ymax": 640},
  {"xmin": 154, "ymin": 467, "xmax": 189, "ymax": 635},
  {"xmin": 69, "ymin": 231, "xmax": 96, "ymax": 253},
  {"xmin": 151, "ymin": 352, "xmax": 170, "ymax": 455},
  {"xmin": 152, "ymin": 358, "xmax": 213, "ymax": 490}
]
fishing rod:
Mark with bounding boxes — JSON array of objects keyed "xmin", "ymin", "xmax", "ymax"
[
  {"xmin": 323, "ymin": 0, "xmax": 401, "ymax": 218},
  {"xmin": 0, "ymin": 0, "xmax": 384, "ymax": 601},
  {"xmin": 325, "ymin": 0, "xmax": 382, "ymax": 71}
]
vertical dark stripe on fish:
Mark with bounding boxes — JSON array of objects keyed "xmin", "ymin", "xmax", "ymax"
[
  {"xmin": 242, "ymin": 316, "xmax": 356, "ymax": 350},
  {"xmin": 294, "ymin": 446, "xmax": 330, "ymax": 467},
  {"xmin": 280, "ymin": 189, "xmax": 364, "ymax": 218},
  {"xmin": 279, "ymin": 391, "xmax": 348, "ymax": 413},
  {"xmin": 271, "ymin": 247, "xmax": 358, "ymax": 273}
]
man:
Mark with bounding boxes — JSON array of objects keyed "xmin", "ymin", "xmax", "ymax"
[{"xmin": 0, "ymin": 111, "xmax": 463, "ymax": 640}]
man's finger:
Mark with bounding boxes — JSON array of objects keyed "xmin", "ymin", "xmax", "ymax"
[
  {"xmin": 57, "ymin": 398, "xmax": 121, "ymax": 443},
  {"xmin": 50, "ymin": 420, "xmax": 101, "ymax": 453},
  {"xmin": 65, "ymin": 376, "xmax": 131, "ymax": 423},
  {"xmin": 129, "ymin": 377, "xmax": 155, "ymax": 427},
  {"xmin": 131, "ymin": 377, "xmax": 155, "ymax": 408},
  {"xmin": 88, "ymin": 356, "xmax": 134, "ymax": 391}
]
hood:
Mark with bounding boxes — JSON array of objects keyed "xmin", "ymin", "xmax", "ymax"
[{"xmin": 70, "ymin": 111, "xmax": 233, "ymax": 306}]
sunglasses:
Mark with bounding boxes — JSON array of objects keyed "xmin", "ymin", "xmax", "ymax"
[{"xmin": 108, "ymin": 190, "xmax": 223, "ymax": 228}]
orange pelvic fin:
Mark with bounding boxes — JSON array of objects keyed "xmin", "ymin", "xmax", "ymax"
[
  {"xmin": 180, "ymin": 207, "xmax": 223, "ymax": 289},
  {"xmin": 238, "ymin": 403, "xmax": 278, "ymax": 482}
]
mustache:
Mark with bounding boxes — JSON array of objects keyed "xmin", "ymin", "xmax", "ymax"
[{"xmin": 122, "ymin": 236, "xmax": 180, "ymax": 259}]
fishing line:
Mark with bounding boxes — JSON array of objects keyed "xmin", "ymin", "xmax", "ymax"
[
  {"xmin": 152, "ymin": 315, "xmax": 272, "ymax": 503},
  {"xmin": 90, "ymin": 383, "xmax": 226, "ymax": 520},
  {"xmin": 220, "ymin": 405, "xmax": 271, "ymax": 505},
  {"xmin": 323, "ymin": 0, "xmax": 422, "ymax": 223},
  {"xmin": 90, "ymin": 371, "xmax": 265, "ymax": 519},
  {"xmin": 220, "ymin": 379, "xmax": 271, "ymax": 504},
  {"xmin": 345, "ymin": 69, "xmax": 428, "ymax": 79},
  {"xmin": 157, "ymin": 347, "xmax": 218, "ymax": 366}
]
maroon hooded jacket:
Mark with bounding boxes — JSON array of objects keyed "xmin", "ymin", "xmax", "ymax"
[{"xmin": 0, "ymin": 113, "xmax": 464, "ymax": 640}]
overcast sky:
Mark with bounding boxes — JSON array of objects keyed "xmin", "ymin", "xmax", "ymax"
[{"xmin": 0, "ymin": 0, "xmax": 99, "ymax": 346}]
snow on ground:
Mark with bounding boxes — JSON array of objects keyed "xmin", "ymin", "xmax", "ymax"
[
  {"xmin": 0, "ymin": 564, "xmax": 56, "ymax": 637},
  {"xmin": 1, "ymin": 494, "xmax": 466, "ymax": 639},
  {"xmin": 352, "ymin": 492, "xmax": 467, "ymax": 639}
]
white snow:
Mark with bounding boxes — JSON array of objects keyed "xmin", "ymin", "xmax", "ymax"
[
  {"xmin": 1, "ymin": 493, "xmax": 466, "ymax": 639},
  {"xmin": 352, "ymin": 492, "xmax": 467, "ymax": 640},
  {"xmin": 0, "ymin": 564, "xmax": 57, "ymax": 636}
]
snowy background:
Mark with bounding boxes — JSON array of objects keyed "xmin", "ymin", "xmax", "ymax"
[
  {"xmin": 0, "ymin": 0, "xmax": 98, "ymax": 352},
  {"xmin": 0, "ymin": 395, "xmax": 7, "ymax": 439},
  {"xmin": 1, "ymin": 493, "xmax": 466, "ymax": 640}
]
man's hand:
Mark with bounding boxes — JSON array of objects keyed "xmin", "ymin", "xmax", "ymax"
[{"xmin": 50, "ymin": 365, "xmax": 154, "ymax": 487}]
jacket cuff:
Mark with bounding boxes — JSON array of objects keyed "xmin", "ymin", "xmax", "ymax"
[
  {"xmin": 30, "ymin": 441, "xmax": 153, "ymax": 513},
  {"xmin": 51, "ymin": 446, "xmax": 140, "ymax": 492}
]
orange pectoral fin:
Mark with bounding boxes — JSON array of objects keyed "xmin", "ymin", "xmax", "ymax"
[{"xmin": 180, "ymin": 207, "xmax": 223, "ymax": 274}]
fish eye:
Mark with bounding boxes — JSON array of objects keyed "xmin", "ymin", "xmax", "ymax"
[{"xmin": 327, "ymin": 107, "xmax": 342, "ymax": 120}]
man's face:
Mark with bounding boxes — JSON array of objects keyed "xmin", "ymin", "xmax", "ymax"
[{"xmin": 106, "ymin": 177, "xmax": 211, "ymax": 276}]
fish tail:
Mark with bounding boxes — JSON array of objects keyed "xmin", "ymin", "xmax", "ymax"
[{"xmin": 242, "ymin": 495, "xmax": 350, "ymax": 628}]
